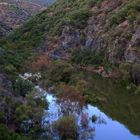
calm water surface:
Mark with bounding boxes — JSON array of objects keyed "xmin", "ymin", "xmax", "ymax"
[{"xmin": 36, "ymin": 87, "xmax": 140, "ymax": 140}]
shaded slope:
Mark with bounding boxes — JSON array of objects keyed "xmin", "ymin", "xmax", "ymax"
[{"xmin": 0, "ymin": 0, "xmax": 140, "ymax": 76}]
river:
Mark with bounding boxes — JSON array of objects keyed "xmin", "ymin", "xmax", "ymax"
[{"xmin": 35, "ymin": 85, "xmax": 140, "ymax": 140}]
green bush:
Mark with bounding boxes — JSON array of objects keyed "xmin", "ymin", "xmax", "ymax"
[
  {"xmin": 14, "ymin": 91, "xmax": 48, "ymax": 131},
  {"xmin": 4, "ymin": 64, "xmax": 17, "ymax": 74},
  {"xmin": 119, "ymin": 63, "xmax": 132, "ymax": 82},
  {"xmin": 109, "ymin": 0, "xmax": 140, "ymax": 26},
  {"xmin": 14, "ymin": 77, "xmax": 34, "ymax": 97},
  {"xmin": 52, "ymin": 116, "xmax": 78, "ymax": 140},
  {"xmin": 15, "ymin": 105, "xmax": 29, "ymax": 122},
  {"xmin": 43, "ymin": 60, "xmax": 75, "ymax": 85},
  {"xmin": 135, "ymin": 86, "xmax": 140, "ymax": 95},
  {"xmin": 67, "ymin": 9, "xmax": 91, "ymax": 28},
  {"xmin": 71, "ymin": 48, "xmax": 104, "ymax": 66},
  {"xmin": 0, "ymin": 124, "xmax": 29, "ymax": 140}
]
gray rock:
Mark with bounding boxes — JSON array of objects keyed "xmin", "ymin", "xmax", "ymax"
[
  {"xmin": 124, "ymin": 49, "xmax": 138, "ymax": 63},
  {"xmin": 85, "ymin": 36, "xmax": 103, "ymax": 52},
  {"xmin": 61, "ymin": 26, "xmax": 80, "ymax": 48},
  {"xmin": 85, "ymin": 37, "xmax": 94, "ymax": 49}
]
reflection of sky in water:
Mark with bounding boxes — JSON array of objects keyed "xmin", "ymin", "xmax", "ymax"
[
  {"xmin": 84, "ymin": 105, "xmax": 140, "ymax": 140},
  {"xmin": 37, "ymin": 87, "xmax": 140, "ymax": 140}
]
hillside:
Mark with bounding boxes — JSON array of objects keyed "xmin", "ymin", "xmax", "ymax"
[
  {"xmin": 0, "ymin": 0, "xmax": 140, "ymax": 139},
  {"xmin": 0, "ymin": 0, "xmax": 47, "ymax": 37},
  {"xmin": 0, "ymin": 0, "xmax": 140, "ymax": 81}
]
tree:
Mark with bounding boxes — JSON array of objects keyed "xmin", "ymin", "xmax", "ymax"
[
  {"xmin": 52, "ymin": 116, "xmax": 78, "ymax": 140},
  {"xmin": 14, "ymin": 78, "xmax": 34, "ymax": 97}
]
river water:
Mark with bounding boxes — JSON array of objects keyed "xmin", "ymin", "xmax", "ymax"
[{"xmin": 36, "ymin": 86, "xmax": 140, "ymax": 140}]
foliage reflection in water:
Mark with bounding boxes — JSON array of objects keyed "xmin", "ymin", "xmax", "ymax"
[{"xmin": 36, "ymin": 86, "xmax": 140, "ymax": 140}]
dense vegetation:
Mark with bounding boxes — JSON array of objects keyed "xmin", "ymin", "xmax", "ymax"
[
  {"xmin": 52, "ymin": 116, "xmax": 78, "ymax": 139},
  {"xmin": 109, "ymin": 0, "xmax": 140, "ymax": 26},
  {"xmin": 0, "ymin": 0, "xmax": 99, "ymax": 138},
  {"xmin": 0, "ymin": 0, "xmax": 139, "ymax": 81},
  {"xmin": 0, "ymin": 124, "xmax": 29, "ymax": 140},
  {"xmin": 0, "ymin": 0, "xmax": 100, "ymax": 76},
  {"xmin": 0, "ymin": 0, "xmax": 140, "ymax": 139},
  {"xmin": 71, "ymin": 48, "xmax": 105, "ymax": 66}
]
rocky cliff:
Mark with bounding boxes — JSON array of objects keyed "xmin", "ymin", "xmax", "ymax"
[
  {"xmin": 43, "ymin": 0, "xmax": 140, "ymax": 64},
  {"xmin": 0, "ymin": 0, "xmax": 140, "ymax": 79}
]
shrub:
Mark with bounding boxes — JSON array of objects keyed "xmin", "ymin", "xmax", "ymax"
[
  {"xmin": 52, "ymin": 116, "xmax": 78, "ymax": 140},
  {"xmin": 4, "ymin": 64, "xmax": 17, "ymax": 74},
  {"xmin": 119, "ymin": 63, "xmax": 132, "ymax": 82},
  {"xmin": 71, "ymin": 48, "xmax": 104, "ymax": 66},
  {"xmin": 0, "ymin": 124, "xmax": 29, "ymax": 140},
  {"xmin": 126, "ymin": 83, "xmax": 137, "ymax": 93},
  {"xmin": 15, "ymin": 94, "xmax": 46, "ymax": 132},
  {"xmin": 135, "ymin": 86, "xmax": 140, "ymax": 95},
  {"xmin": 43, "ymin": 60, "xmax": 75, "ymax": 85},
  {"xmin": 15, "ymin": 105, "xmax": 29, "ymax": 122},
  {"xmin": 109, "ymin": 0, "xmax": 140, "ymax": 26},
  {"xmin": 67, "ymin": 9, "xmax": 91, "ymax": 28},
  {"xmin": 31, "ymin": 54, "xmax": 52, "ymax": 72},
  {"xmin": 14, "ymin": 77, "xmax": 34, "ymax": 97}
]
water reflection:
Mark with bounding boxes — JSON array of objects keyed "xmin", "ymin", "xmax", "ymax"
[
  {"xmin": 83, "ymin": 73, "xmax": 140, "ymax": 136},
  {"xmin": 80, "ymin": 112, "xmax": 94, "ymax": 140},
  {"xmin": 37, "ymin": 86, "xmax": 140, "ymax": 140}
]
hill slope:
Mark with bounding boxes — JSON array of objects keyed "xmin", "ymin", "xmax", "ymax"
[
  {"xmin": 0, "ymin": 0, "xmax": 139, "ymax": 78},
  {"xmin": 0, "ymin": 0, "xmax": 46, "ymax": 37},
  {"xmin": 0, "ymin": 0, "xmax": 140, "ymax": 139}
]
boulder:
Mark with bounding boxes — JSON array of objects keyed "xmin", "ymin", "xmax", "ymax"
[{"xmin": 85, "ymin": 37, "xmax": 94, "ymax": 49}]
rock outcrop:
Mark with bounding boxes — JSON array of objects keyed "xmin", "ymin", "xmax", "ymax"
[
  {"xmin": 40, "ymin": 0, "xmax": 140, "ymax": 65},
  {"xmin": 61, "ymin": 26, "xmax": 80, "ymax": 49}
]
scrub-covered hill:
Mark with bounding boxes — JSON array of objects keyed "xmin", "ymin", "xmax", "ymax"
[
  {"xmin": 1, "ymin": 0, "xmax": 140, "ymax": 82},
  {"xmin": 0, "ymin": 0, "xmax": 140, "ymax": 139},
  {"xmin": 0, "ymin": 0, "xmax": 47, "ymax": 37}
]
